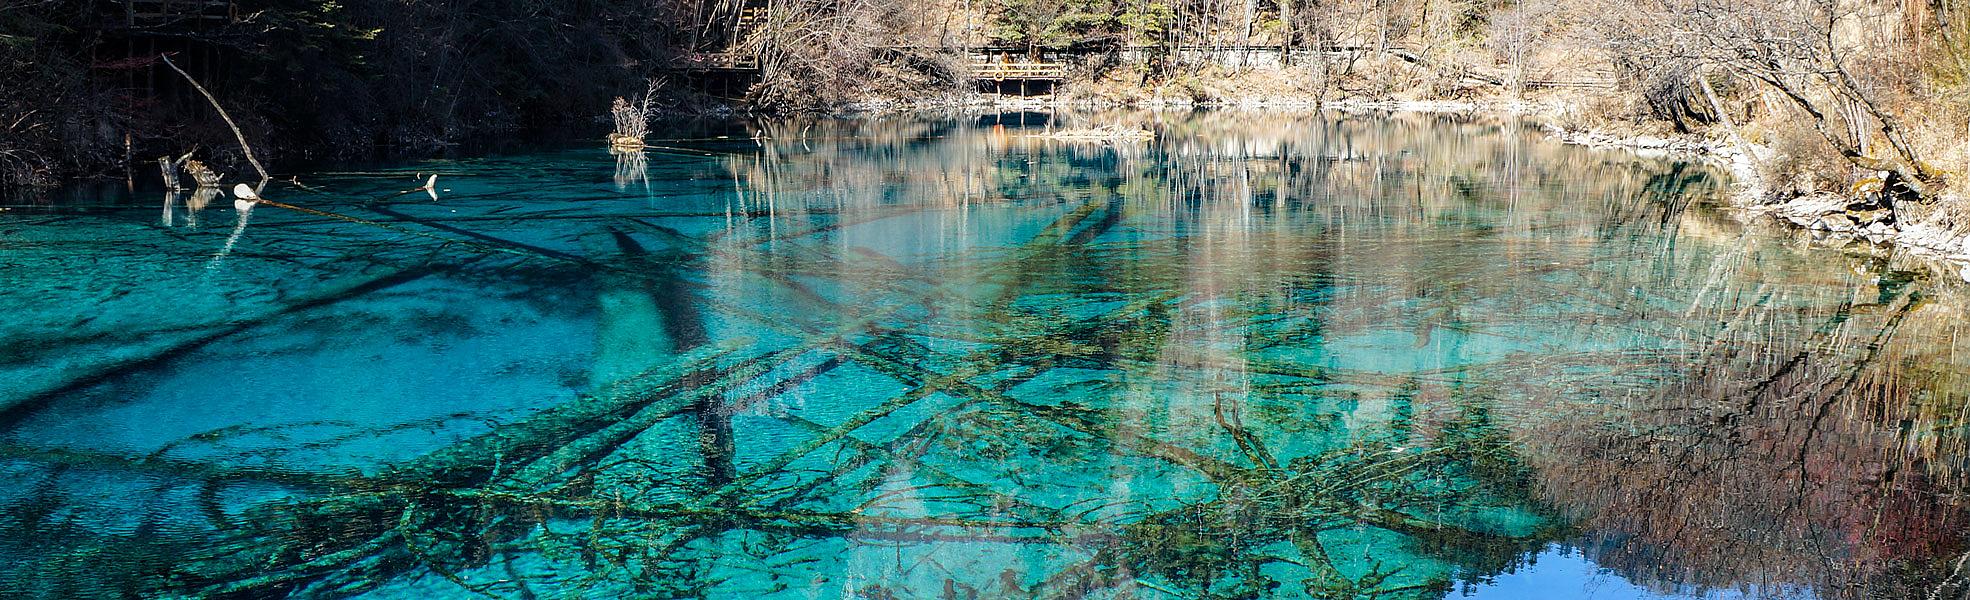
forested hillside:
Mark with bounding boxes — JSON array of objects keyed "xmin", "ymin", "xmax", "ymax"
[{"xmin": 4, "ymin": 0, "xmax": 1968, "ymax": 219}]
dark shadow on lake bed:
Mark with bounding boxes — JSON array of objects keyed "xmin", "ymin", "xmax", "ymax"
[{"xmin": 1, "ymin": 110, "xmax": 1967, "ymax": 599}]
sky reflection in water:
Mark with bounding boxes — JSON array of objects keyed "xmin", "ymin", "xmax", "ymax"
[{"xmin": 1, "ymin": 111, "xmax": 1967, "ymax": 599}]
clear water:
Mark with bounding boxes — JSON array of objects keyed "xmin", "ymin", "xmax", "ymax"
[{"xmin": 2, "ymin": 110, "xmax": 1968, "ymax": 599}]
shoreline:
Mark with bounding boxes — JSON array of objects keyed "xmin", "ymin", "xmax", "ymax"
[
  {"xmin": 874, "ymin": 91, "xmax": 1970, "ymax": 277},
  {"xmin": 1535, "ymin": 115, "xmax": 1970, "ymax": 277},
  {"xmin": 26, "ymin": 88, "xmax": 1968, "ymax": 279}
]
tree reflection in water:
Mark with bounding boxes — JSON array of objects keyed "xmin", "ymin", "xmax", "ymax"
[{"xmin": 1, "ymin": 111, "xmax": 1967, "ymax": 599}]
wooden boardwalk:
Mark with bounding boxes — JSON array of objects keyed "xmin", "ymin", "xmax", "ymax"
[
  {"xmin": 735, "ymin": 6, "xmax": 768, "ymax": 39},
  {"xmin": 962, "ymin": 45, "xmax": 1611, "ymax": 89},
  {"xmin": 1521, "ymin": 78, "xmax": 1618, "ymax": 91},
  {"xmin": 971, "ymin": 61, "xmax": 1068, "ymax": 81},
  {"xmin": 117, "ymin": 0, "xmax": 235, "ymax": 28},
  {"xmin": 665, "ymin": 36, "xmax": 1616, "ymax": 92},
  {"xmin": 673, "ymin": 52, "xmax": 760, "ymax": 72}
]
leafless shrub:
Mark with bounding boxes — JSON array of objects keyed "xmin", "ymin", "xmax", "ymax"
[
  {"xmin": 1633, "ymin": 64, "xmax": 1711, "ymax": 133},
  {"xmin": 733, "ymin": 0, "xmax": 958, "ymax": 111},
  {"xmin": 0, "ymin": 140, "xmax": 53, "ymax": 189},
  {"xmin": 1552, "ymin": 93, "xmax": 1647, "ymax": 133},
  {"xmin": 1759, "ymin": 121, "xmax": 1856, "ymax": 197},
  {"xmin": 609, "ymin": 79, "xmax": 667, "ymax": 148},
  {"xmin": 612, "ymin": 98, "xmax": 649, "ymax": 143},
  {"xmin": 1325, "ymin": 55, "xmax": 1425, "ymax": 99}
]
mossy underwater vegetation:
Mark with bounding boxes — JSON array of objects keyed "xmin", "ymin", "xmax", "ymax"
[{"xmin": 2, "ymin": 111, "xmax": 1970, "ymax": 599}]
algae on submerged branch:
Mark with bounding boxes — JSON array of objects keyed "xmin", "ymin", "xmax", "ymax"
[{"xmin": 2, "ymin": 111, "xmax": 1969, "ymax": 600}]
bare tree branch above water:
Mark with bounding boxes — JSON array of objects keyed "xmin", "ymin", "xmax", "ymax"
[{"xmin": 160, "ymin": 54, "xmax": 270, "ymax": 187}]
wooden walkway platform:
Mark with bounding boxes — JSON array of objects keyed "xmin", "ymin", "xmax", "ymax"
[
  {"xmin": 971, "ymin": 61, "xmax": 1068, "ymax": 81},
  {"xmin": 671, "ymin": 52, "xmax": 759, "ymax": 72},
  {"xmin": 665, "ymin": 39, "xmax": 1614, "ymax": 94},
  {"xmin": 116, "ymin": 0, "xmax": 236, "ymax": 28},
  {"xmin": 1521, "ymin": 79, "xmax": 1618, "ymax": 91}
]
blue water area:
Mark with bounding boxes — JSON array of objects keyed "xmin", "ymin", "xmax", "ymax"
[{"xmin": 2, "ymin": 111, "xmax": 1967, "ymax": 599}]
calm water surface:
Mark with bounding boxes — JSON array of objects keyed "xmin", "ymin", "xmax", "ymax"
[{"xmin": 2, "ymin": 111, "xmax": 1968, "ymax": 599}]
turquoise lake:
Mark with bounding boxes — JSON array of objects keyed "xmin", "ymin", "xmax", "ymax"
[{"xmin": 3, "ymin": 110, "xmax": 1968, "ymax": 599}]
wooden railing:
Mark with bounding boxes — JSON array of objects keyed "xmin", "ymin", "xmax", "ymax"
[
  {"xmin": 662, "ymin": 35, "xmax": 1615, "ymax": 88},
  {"xmin": 1522, "ymin": 79, "xmax": 1618, "ymax": 91},
  {"xmin": 673, "ymin": 52, "xmax": 760, "ymax": 71},
  {"xmin": 728, "ymin": 6, "xmax": 769, "ymax": 48},
  {"xmin": 971, "ymin": 61, "xmax": 1067, "ymax": 81},
  {"xmin": 122, "ymin": 0, "xmax": 236, "ymax": 27}
]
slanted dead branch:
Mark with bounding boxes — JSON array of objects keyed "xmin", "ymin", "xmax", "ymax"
[{"xmin": 160, "ymin": 54, "xmax": 269, "ymax": 186}]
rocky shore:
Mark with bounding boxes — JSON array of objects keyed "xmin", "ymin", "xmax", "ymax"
[
  {"xmin": 846, "ymin": 90, "xmax": 1970, "ymax": 276},
  {"xmin": 1542, "ymin": 121, "xmax": 1970, "ymax": 274}
]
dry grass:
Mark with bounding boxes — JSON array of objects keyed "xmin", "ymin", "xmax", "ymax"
[{"xmin": 1754, "ymin": 118, "xmax": 1858, "ymax": 197}]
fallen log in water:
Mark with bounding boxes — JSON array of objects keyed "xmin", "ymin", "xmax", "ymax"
[
  {"xmin": 0, "ymin": 264, "xmax": 448, "ymax": 424},
  {"xmin": 0, "ymin": 443, "xmax": 366, "ymax": 490},
  {"xmin": 145, "ymin": 282, "xmax": 929, "ymax": 595},
  {"xmin": 64, "ymin": 188, "xmax": 1555, "ymax": 598},
  {"xmin": 116, "ymin": 201, "xmax": 1102, "ymax": 594}
]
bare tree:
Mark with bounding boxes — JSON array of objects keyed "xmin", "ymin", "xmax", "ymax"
[
  {"xmin": 1580, "ymin": 0, "xmax": 1944, "ymax": 199},
  {"xmin": 734, "ymin": 0, "xmax": 962, "ymax": 111},
  {"xmin": 1490, "ymin": 0, "xmax": 1560, "ymax": 94}
]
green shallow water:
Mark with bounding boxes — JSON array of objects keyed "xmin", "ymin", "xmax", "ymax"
[{"xmin": 3, "ymin": 110, "xmax": 1969, "ymax": 599}]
